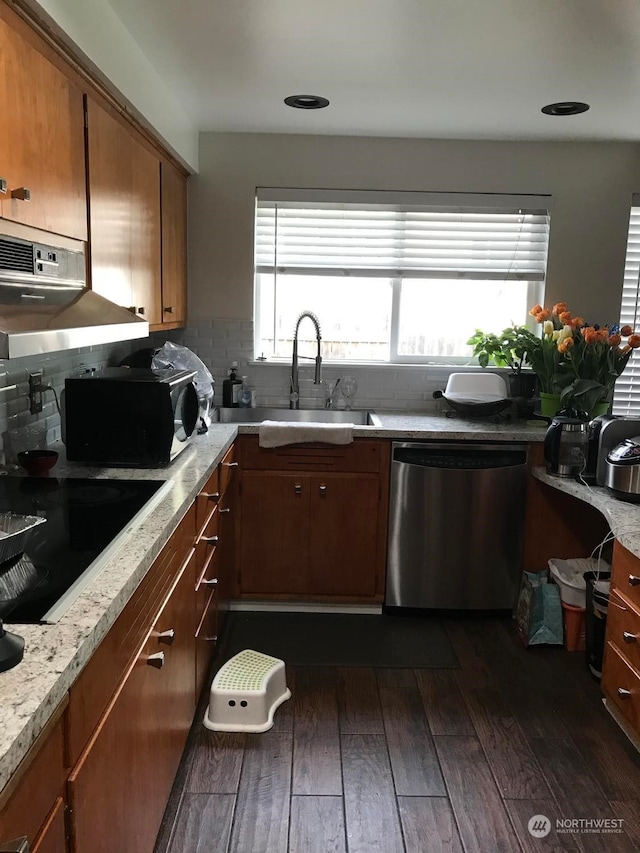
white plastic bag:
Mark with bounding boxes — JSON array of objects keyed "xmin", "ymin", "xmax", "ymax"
[{"xmin": 152, "ymin": 341, "xmax": 215, "ymax": 431}]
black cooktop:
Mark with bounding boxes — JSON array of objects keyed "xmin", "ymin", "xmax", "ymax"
[{"xmin": 0, "ymin": 476, "xmax": 166, "ymax": 624}]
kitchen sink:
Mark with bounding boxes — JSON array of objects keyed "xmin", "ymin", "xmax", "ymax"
[{"xmin": 213, "ymin": 407, "xmax": 379, "ymax": 426}]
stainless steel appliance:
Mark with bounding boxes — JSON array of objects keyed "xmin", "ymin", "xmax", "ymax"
[
  {"xmin": 543, "ymin": 415, "xmax": 589, "ymax": 478},
  {"xmin": 386, "ymin": 441, "xmax": 528, "ymax": 610},
  {"xmin": 605, "ymin": 436, "xmax": 640, "ymax": 502},
  {"xmin": 63, "ymin": 367, "xmax": 198, "ymax": 467},
  {"xmin": 591, "ymin": 416, "xmax": 640, "ymax": 486},
  {"xmin": 0, "ymin": 476, "xmax": 172, "ymax": 624},
  {"xmin": 0, "ymin": 230, "xmax": 148, "ymax": 358}
]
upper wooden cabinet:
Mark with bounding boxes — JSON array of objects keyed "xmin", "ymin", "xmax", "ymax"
[
  {"xmin": 0, "ymin": 12, "xmax": 87, "ymax": 240},
  {"xmin": 86, "ymin": 96, "xmax": 162, "ymax": 325},
  {"xmin": 160, "ymin": 160, "xmax": 188, "ymax": 328}
]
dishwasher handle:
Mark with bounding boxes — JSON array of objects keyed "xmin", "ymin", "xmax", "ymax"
[{"xmin": 392, "ymin": 446, "xmax": 527, "ymax": 470}]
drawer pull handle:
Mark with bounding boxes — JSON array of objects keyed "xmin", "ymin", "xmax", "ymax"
[
  {"xmin": 219, "ymin": 507, "xmax": 231, "ymax": 514},
  {"xmin": 319, "ymin": 483, "xmax": 327, "ymax": 496},
  {"xmin": 223, "ymin": 461, "xmax": 239, "ymax": 468},
  {"xmin": 147, "ymin": 651, "xmax": 165, "ymax": 669},
  {"xmin": 628, "ymin": 575, "xmax": 640, "ymax": 587},
  {"xmin": 204, "ymin": 635, "xmax": 218, "ymax": 642},
  {"xmin": 203, "ymin": 491, "xmax": 220, "ymax": 502},
  {"xmin": 202, "ymin": 535, "xmax": 219, "ymax": 544},
  {"xmin": 295, "ymin": 483, "xmax": 302, "ymax": 495},
  {"xmin": 11, "ymin": 186, "xmax": 30, "ymax": 201},
  {"xmin": 157, "ymin": 629, "xmax": 175, "ymax": 645},
  {"xmin": 623, "ymin": 631, "xmax": 638, "ymax": 644},
  {"xmin": 618, "ymin": 687, "xmax": 632, "ymax": 699},
  {"xmin": 202, "ymin": 577, "xmax": 218, "ymax": 586}
]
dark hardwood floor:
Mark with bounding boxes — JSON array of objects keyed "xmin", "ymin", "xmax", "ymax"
[{"xmin": 154, "ymin": 617, "xmax": 640, "ymax": 852}]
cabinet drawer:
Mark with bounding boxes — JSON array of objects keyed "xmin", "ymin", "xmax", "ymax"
[
  {"xmin": 606, "ymin": 589, "xmax": 640, "ymax": 672},
  {"xmin": 240, "ymin": 435, "xmax": 382, "ymax": 473},
  {"xmin": 196, "ymin": 546, "xmax": 220, "ymax": 621},
  {"xmin": 602, "ymin": 642, "xmax": 640, "ymax": 734},
  {"xmin": 197, "ymin": 467, "xmax": 220, "ymax": 532},
  {"xmin": 196, "ymin": 504, "xmax": 220, "ymax": 571},
  {"xmin": 612, "ymin": 540, "xmax": 640, "ymax": 612},
  {"xmin": 219, "ymin": 444, "xmax": 239, "ymax": 493},
  {"xmin": 196, "ymin": 588, "xmax": 218, "ymax": 697}
]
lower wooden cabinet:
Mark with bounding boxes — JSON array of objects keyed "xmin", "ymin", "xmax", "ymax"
[
  {"xmin": 32, "ymin": 797, "xmax": 67, "ymax": 853},
  {"xmin": 238, "ymin": 438, "xmax": 389, "ymax": 600},
  {"xmin": 68, "ymin": 550, "xmax": 196, "ymax": 853}
]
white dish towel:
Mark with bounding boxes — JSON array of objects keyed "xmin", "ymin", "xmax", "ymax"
[{"xmin": 258, "ymin": 420, "xmax": 354, "ymax": 448}]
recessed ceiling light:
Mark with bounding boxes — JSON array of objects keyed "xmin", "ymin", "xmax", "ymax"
[
  {"xmin": 284, "ymin": 95, "xmax": 330, "ymax": 110},
  {"xmin": 541, "ymin": 101, "xmax": 590, "ymax": 116}
]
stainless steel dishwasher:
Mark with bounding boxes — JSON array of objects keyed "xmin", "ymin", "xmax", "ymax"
[{"xmin": 385, "ymin": 441, "xmax": 528, "ymax": 610}]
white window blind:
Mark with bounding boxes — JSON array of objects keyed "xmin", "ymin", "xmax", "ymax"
[
  {"xmin": 613, "ymin": 201, "xmax": 640, "ymax": 416},
  {"xmin": 255, "ymin": 191, "xmax": 550, "ymax": 281}
]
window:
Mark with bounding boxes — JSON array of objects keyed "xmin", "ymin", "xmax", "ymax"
[
  {"xmin": 255, "ymin": 189, "xmax": 551, "ymax": 363},
  {"xmin": 613, "ymin": 199, "xmax": 640, "ymax": 415}
]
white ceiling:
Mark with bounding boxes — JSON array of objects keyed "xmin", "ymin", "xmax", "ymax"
[{"xmin": 107, "ymin": 0, "xmax": 640, "ymax": 142}]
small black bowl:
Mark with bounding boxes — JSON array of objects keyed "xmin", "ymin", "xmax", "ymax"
[{"xmin": 17, "ymin": 450, "xmax": 59, "ymax": 477}]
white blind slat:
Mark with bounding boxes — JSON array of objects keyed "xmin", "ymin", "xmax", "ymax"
[{"xmin": 613, "ymin": 206, "xmax": 640, "ymax": 416}]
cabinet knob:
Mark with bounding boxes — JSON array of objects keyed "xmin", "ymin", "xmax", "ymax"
[
  {"xmin": 0, "ymin": 178, "xmax": 7, "ymax": 195},
  {"xmin": 623, "ymin": 631, "xmax": 638, "ymax": 644},
  {"xmin": 157, "ymin": 629, "xmax": 175, "ymax": 645},
  {"xmin": 223, "ymin": 461, "xmax": 239, "ymax": 468},
  {"xmin": 137, "ymin": 306, "xmax": 145, "ymax": 316},
  {"xmin": 319, "ymin": 483, "xmax": 327, "ymax": 496},
  {"xmin": 147, "ymin": 651, "xmax": 165, "ymax": 669},
  {"xmin": 628, "ymin": 575, "xmax": 640, "ymax": 587},
  {"xmin": 0, "ymin": 839, "xmax": 29, "ymax": 852},
  {"xmin": 203, "ymin": 491, "xmax": 220, "ymax": 502},
  {"xmin": 295, "ymin": 483, "xmax": 302, "ymax": 495},
  {"xmin": 128, "ymin": 306, "xmax": 137, "ymax": 314},
  {"xmin": 618, "ymin": 687, "xmax": 632, "ymax": 699},
  {"xmin": 219, "ymin": 507, "xmax": 231, "ymax": 514},
  {"xmin": 202, "ymin": 535, "xmax": 219, "ymax": 545},
  {"xmin": 10, "ymin": 187, "xmax": 30, "ymax": 201},
  {"xmin": 202, "ymin": 577, "xmax": 218, "ymax": 585},
  {"xmin": 164, "ymin": 305, "xmax": 174, "ymax": 313}
]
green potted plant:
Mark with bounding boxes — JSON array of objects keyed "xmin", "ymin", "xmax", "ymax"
[{"xmin": 467, "ymin": 325, "xmax": 538, "ymax": 400}]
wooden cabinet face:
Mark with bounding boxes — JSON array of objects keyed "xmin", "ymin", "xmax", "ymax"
[
  {"xmin": 0, "ymin": 16, "xmax": 87, "ymax": 239},
  {"xmin": 68, "ymin": 559, "xmax": 195, "ymax": 853},
  {"xmin": 240, "ymin": 472, "xmax": 310, "ymax": 595},
  {"xmin": 160, "ymin": 160, "xmax": 187, "ymax": 326},
  {"xmin": 308, "ymin": 475, "xmax": 379, "ymax": 596},
  {"xmin": 86, "ymin": 97, "xmax": 161, "ymax": 323},
  {"xmin": 32, "ymin": 797, "xmax": 66, "ymax": 853}
]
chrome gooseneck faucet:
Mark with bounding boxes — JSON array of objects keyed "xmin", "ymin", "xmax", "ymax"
[{"xmin": 290, "ymin": 311, "xmax": 322, "ymax": 409}]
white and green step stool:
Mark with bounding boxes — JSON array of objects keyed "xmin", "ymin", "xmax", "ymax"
[{"xmin": 204, "ymin": 649, "xmax": 291, "ymax": 733}]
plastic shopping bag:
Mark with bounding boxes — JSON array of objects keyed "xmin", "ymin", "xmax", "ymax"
[{"xmin": 516, "ymin": 571, "xmax": 564, "ymax": 647}]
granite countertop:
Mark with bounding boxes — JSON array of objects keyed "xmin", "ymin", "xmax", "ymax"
[
  {"xmin": 0, "ymin": 412, "xmax": 547, "ymax": 791},
  {"xmin": 531, "ymin": 467, "xmax": 640, "ymax": 558}
]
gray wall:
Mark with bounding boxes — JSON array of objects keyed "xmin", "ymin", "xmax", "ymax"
[{"xmin": 189, "ymin": 133, "xmax": 640, "ymax": 323}]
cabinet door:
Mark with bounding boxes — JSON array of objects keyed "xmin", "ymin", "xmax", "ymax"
[
  {"xmin": 240, "ymin": 472, "xmax": 310, "ymax": 594},
  {"xmin": 160, "ymin": 160, "xmax": 188, "ymax": 327},
  {"xmin": 0, "ymin": 16, "xmax": 87, "ymax": 239},
  {"xmin": 308, "ymin": 475, "xmax": 380, "ymax": 596},
  {"xmin": 217, "ymin": 467, "xmax": 238, "ymax": 619},
  {"xmin": 68, "ymin": 557, "xmax": 195, "ymax": 853},
  {"xmin": 86, "ymin": 97, "xmax": 161, "ymax": 323},
  {"xmin": 32, "ymin": 797, "xmax": 66, "ymax": 853}
]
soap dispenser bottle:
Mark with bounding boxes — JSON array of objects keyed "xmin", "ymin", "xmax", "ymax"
[
  {"xmin": 222, "ymin": 362, "xmax": 242, "ymax": 407},
  {"xmin": 238, "ymin": 376, "xmax": 252, "ymax": 408}
]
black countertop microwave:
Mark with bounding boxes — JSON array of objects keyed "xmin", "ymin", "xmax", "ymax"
[{"xmin": 63, "ymin": 367, "xmax": 198, "ymax": 467}]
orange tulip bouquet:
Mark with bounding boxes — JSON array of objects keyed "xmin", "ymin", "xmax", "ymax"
[{"xmin": 528, "ymin": 302, "xmax": 640, "ymax": 416}]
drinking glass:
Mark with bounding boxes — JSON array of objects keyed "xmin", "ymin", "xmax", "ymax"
[{"xmin": 341, "ymin": 376, "xmax": 358, "ymax": 410}]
